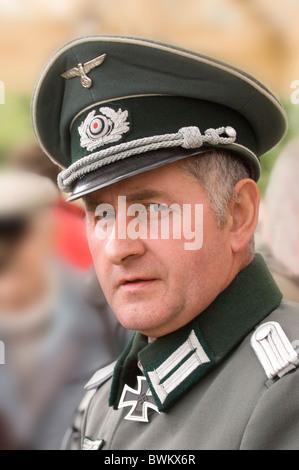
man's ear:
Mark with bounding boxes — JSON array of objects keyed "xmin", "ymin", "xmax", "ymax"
[{"xmin": 227, "ymin": 179, "xmax": 260, "ymax": 253}]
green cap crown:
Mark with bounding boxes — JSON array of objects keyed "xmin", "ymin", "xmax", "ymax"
[{"xmin": 32, "ymin": 36, "xmax": 287, "ymax": 200}]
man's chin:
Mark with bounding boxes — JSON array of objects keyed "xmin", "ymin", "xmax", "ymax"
[
  {"xmin": 114, "ymin": 306, "xmax": 170, "ymax": 337},
  {"xmin": 115, "ymin": 310, "xmax": 180, "ymax": 341}
]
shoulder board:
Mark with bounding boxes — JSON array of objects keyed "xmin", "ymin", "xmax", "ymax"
[
  {"xmin": 251, "ymin": 321, "xmax": 299, "ymax": 385},
  {"xmin": 62, "ymin": 363, "xmax": 116, "ymax": 449},
  {"xmin": 85, "ymin": 361, "xmax": 116, "ymax": 391}
]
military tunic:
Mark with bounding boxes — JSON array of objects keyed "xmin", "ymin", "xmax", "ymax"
[{"xmin": 77, "ymin": 255, "xmax": 299, "ymax": 450}]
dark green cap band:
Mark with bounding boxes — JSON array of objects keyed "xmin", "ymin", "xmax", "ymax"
[{"xmin": 71, "ymin": 95, "xmax": 258, "ymax": 164}]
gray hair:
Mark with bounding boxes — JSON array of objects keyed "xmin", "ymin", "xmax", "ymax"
[{"xmin": 177, "ymin": 149, "xmax": 255, "ymax": 254}]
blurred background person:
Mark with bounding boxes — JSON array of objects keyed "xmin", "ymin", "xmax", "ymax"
[
  {"xmin": 9, "ymin": 141, "xmax": 93, "ymax": 271},
  {"xmin": 0, "ymin": 170, "xmax": 131, "ymax": 450},
  {"xmin": 258, "ymin": 138, "xmax": 299, "ymax": 302}
]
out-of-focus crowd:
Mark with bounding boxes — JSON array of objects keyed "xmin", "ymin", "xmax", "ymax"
[
  {"xmin": 0, "ymin": 142, "xmax": 132, "ymax": 450},
  {"xmin": 0, "ymin": 136, "xmax": 298, "ymax": 450},
  {"xmin": 257, "ymin": 138, "xmax": 299, "ymax": 303}
]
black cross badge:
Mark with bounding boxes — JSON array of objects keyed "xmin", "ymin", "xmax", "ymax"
[{"xmin": 118, "ymin": 376, "xmax": 159, "ymax": 422}]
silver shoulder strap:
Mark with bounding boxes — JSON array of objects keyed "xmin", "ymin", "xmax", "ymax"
[
  {"xmin": 251, "ymin": 321, "xmax": 299, "ymax": 382},
  {"xmin": 85, "ymin": 360, "xmax": 116, "ymax": 391},
  {"xmin": 61, "ymin": 389, "xmax": 97, "ymax": 450},
  {"xmin": 61, "ymin": 361, "xmax": 116, "ymax": 450}
]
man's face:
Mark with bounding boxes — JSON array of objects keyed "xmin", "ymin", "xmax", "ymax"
[{"xmin": 85, "ymin": 163, "xmax": 235, "ymax": 338}]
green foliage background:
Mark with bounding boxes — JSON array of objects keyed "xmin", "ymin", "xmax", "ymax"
[
  {"xmin": 0, "ymin": 95, "xmax": 298, "ymax": 196},
  {"xmin": 258, "ymin": 99, "xmax": 299, "ymax": 196},
  {"xmin": 0, "ymin": 93, "xmax": 34, "ymax": 164}
]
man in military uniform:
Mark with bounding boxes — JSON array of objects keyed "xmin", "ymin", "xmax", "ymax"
[{"xmin": 32, "ymin": 36, "xmax": 299, "ymax": 450}]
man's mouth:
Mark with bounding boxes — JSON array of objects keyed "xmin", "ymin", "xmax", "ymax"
[{"xmin": 118, "ymin": 278, "xmax": 158, "ymax": 290}]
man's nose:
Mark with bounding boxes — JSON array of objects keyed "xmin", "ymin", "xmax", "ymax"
[{"xmin": 104, "ymin": 229, "xmax": 146, "ymax": 265}]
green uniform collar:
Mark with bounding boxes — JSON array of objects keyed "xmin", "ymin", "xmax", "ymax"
[{"xmin": 110, "ymin": 254, "xmax": 282, "ymax": 412}]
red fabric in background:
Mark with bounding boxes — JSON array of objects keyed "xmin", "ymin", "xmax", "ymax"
[{"xmin": 53, "ymin": 199, "xmax": 93, "ymax": 270}]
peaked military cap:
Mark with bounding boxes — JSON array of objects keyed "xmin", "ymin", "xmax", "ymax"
[{"xmin": 32, "ymin": 35, "xmax": 287, "ymax": 201}]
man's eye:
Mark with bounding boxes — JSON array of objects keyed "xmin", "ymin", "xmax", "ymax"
[
  {"xmin": 150, "ymin": 203, "xmax": 169, "ymax": 213},
  {"xmin": 94, "ymin": 204, "xmax": 116, "ymax": 223},
  {"xmin": 96, "ymin": 210, "xmax": 115, "ymax": 221}
]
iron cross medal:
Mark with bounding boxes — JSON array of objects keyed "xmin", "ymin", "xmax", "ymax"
[
  {"xmin": 118, "ymin": 376, "xmax": 159, "ymax": 422},
  {"xmin": 61, "ymin": 54, "xmax": 107, "ymax": 89}
]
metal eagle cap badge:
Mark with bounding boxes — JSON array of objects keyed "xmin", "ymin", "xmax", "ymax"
[{"xmin": 61, "ymin": 54, "xmax": 107, "ymax": 89}]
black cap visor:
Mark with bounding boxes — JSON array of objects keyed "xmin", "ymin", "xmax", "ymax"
[{"xmin": 68, "ymin": 145, "xmax": 260, "ymax": 201}]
